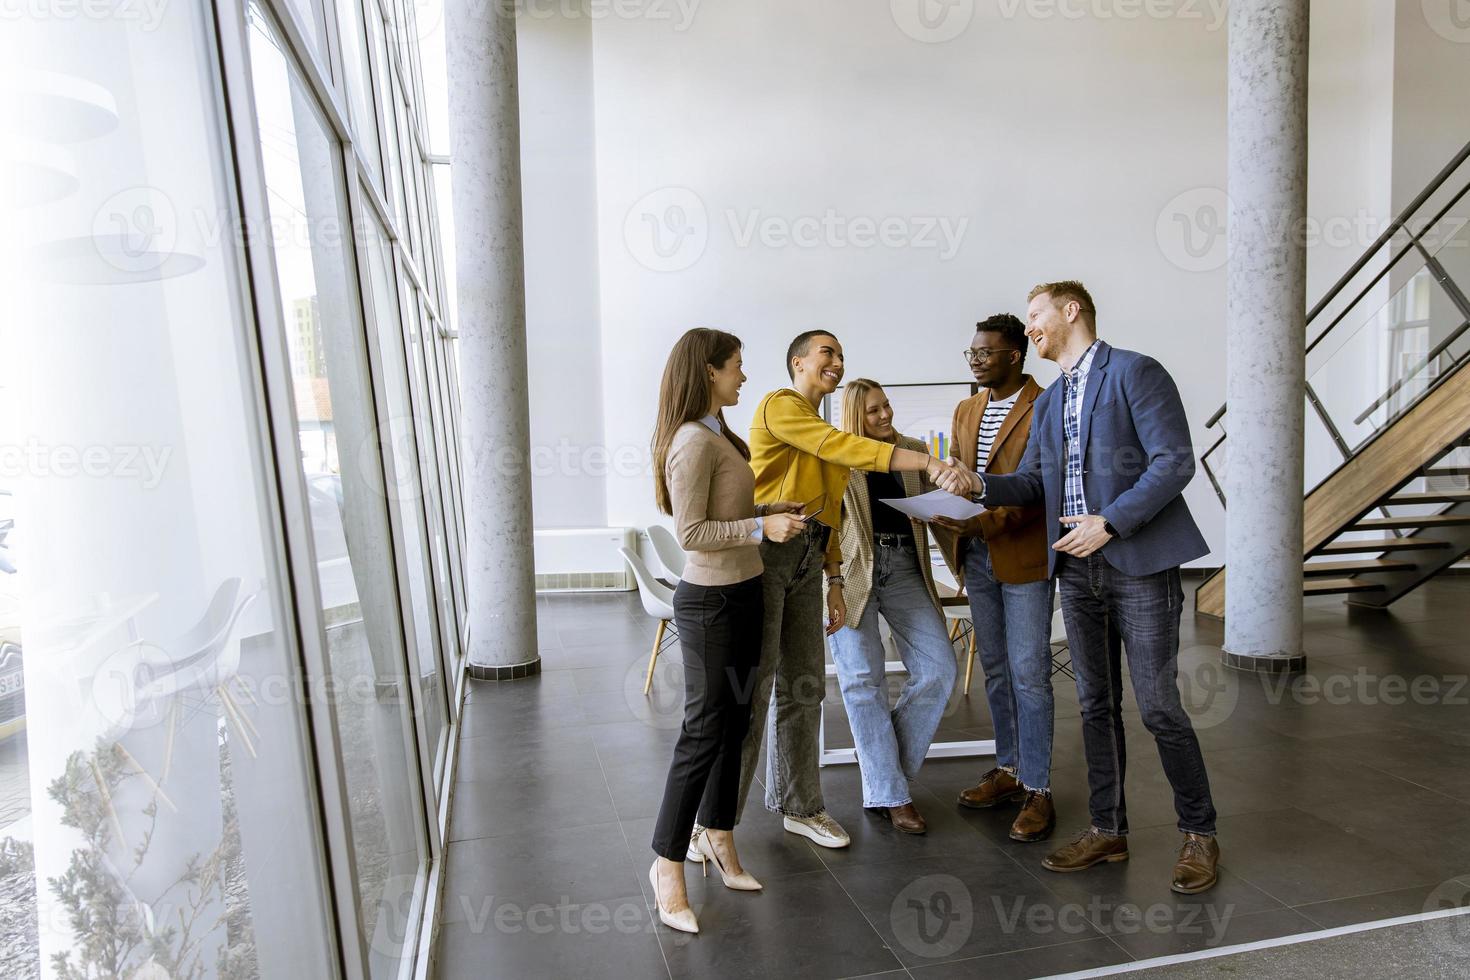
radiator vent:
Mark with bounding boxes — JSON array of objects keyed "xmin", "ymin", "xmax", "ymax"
[
  {"xmin": 533, "ymin": 527, "xmax": 637, "ymax": 592},
  {"xmin": 534, "ymin": 570, "xmax": 632, "ymax": 592}
]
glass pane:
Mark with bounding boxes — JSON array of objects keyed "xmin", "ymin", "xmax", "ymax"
[
  {"xmin": 419, "ymin": 309, "xmax": 465, "ymax": 635},
  {"xmin": 361, "ymin": 213, "xmax": 449, "ymax": 790},
  {"xmin": 1421, "ymin": 200, "xmax": 1470, "ymax": 343},
  {"xmin": 395, "ymin": 73, "xmax": 421, "ymax": 260},
  {"xmin": 248, "ymin": 8, "xmax": 426, "ymax": 976},
  {"xmin": 370, "ymin": 4, "xmax": 407, "ymax": 230},
  {"xmin": 11, "ymin": 7, "xmax": 337, "ymax": 977},
  {"xmin": 432, "ymin": 163, "xmax": 458, "ymax": 324},
  {"xmin": 415, "ymin": 153, "xmax": 436, "ymax": 297},
  {"xmin": 1307, "ymin": 267, "xmax": 1466, "ymax": 450},
  {"xmin": 338, "ymin": 0, "xmax": 383, "ymax": 185},
  {"xmin": 429, "ymin": 330, "xmax": 467, "ymax": 619},
  {"xmin": 1303, "ymin": 395, "xmax": 1345, "ymax": 494},
  {"xmin": 282, "ymin": 0, "xmax": 330, "ymax": 68},
  {"xmin": 402, "ymin": 289, "xmax": 460, "ymax": 671}
]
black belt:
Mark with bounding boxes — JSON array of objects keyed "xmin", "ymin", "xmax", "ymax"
[{"xmin": 875, "ymin": 532, "xmax": 913, "ymax": 549}]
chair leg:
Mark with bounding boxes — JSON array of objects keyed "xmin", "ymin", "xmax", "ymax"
[
  {"xmin": 948, "ymin": 620, "xmax": 960, "ymax": 643},
  {"xmin": 644, "ymin": 619, "xmax": 667, "ymax": 695},
  {"xmin": 963, "ymin": 630, "xmax": 977, "ymax": 696},
  {"xmin": 113, "ymin": 742, "xmax": 177, "ymax": 813},
  {"xmin": 220, "ymin": 692, "xmax": 258, "ymax": 758}
]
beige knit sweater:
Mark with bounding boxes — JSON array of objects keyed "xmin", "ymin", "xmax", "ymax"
[{"xmin": 665, "ymin": 421, "xmax": 764, "ymax": 586}]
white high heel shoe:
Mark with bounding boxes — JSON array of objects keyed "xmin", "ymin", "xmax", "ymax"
[
  {"xmin": 649, "ymin": 862, "xmax": 699, "ymax": 934},
  {"xmin": 696, "ymin": 832, "xmax": 762, "ymax": 891}
]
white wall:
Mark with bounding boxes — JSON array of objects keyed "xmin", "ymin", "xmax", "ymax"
[
  {"xmin": 517, "ymin": 0, "xmax": 1462, "ymax": 562},
  {"xmin": 518, "ymin": 11, "xmax": 609, "ymax": 528}
]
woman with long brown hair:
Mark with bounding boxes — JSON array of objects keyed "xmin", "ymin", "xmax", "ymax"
[{"xmin": 647, "ymin": 328, "xmax": 806, "ymax": 934}]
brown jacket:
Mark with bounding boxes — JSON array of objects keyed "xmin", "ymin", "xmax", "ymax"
[{"xmin": 939, "ymin": 377, "xmax": 1048, "ymax": 585}]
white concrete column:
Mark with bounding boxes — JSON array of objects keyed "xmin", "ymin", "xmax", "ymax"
[
  {"xmin": 1224, "ymin": 0, "xmax": 1309, "ymax": 672},
  {"xmin": 445, "ymin": 0, "xmax": 540, "ymax": 676}
]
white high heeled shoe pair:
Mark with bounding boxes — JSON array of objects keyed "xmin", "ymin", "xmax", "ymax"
[{"xmin": 651, "ymin": 831, "xmax": 762, "ymax": 935}]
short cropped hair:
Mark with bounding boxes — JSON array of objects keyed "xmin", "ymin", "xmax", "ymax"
[
  {"xmin": 786, "ymin": 330, "xmax": 839, "ymax": 381},
  {"xmin": 974, "ymin": 313, "xmax": 1028, "ymax": 368},
  {"xmin": 1028, "ymin": 280, "xmax": 1097, "ymax": 322}
]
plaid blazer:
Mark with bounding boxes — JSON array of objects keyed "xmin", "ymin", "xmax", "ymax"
[{"xmin": 833, "ymin": 434, "xmax": 943, "ymax": 626}]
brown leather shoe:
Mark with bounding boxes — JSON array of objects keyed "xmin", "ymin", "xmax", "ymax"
[
  {"xmin": 1009, "ymin": 790, "xmax": 1056, "ymax": 842},
  {"xmin": 1041, "ymin": 828, "xmax": 1128, "ymax": 872},
  {"xmin": 870, "ymin": 802, "xmax": 927, "ymax": 835},
  {"xmin": 957, "ymin": 767, "xmax": 1025, "ymax": 809},
  {"xmin": 1171, "ymin": 833, "xmax": 1220, "ymax": 894}
]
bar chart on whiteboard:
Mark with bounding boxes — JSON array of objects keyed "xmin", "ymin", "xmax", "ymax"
[{"xmin": 824, "ymin": 382, "xmax": 977, "ymax": 456}]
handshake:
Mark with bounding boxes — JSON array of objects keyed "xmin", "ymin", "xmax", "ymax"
[{"xmin": 926, "ymin": 456, "xmax": 980, "ymax": 498}]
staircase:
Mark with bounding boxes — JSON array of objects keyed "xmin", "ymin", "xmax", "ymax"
[{"xmin": 1195, "ymin": 139, "xmax": 1470, "ymax": 618}]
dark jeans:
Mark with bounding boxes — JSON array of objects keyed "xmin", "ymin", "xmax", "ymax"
[
  {"xmin": 1057, "ymin": 552, "xmax": 1216, "ymax": 837},
  {"xmin": 651, "ymin": 575, "xmax": 764, "ymax": 860}
]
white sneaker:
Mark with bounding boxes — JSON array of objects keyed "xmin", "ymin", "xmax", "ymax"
[
  {"xmin": 686, "ymin": 825, "xmax": 705, "ymax": 863},
  {"xmin": 783, "ymin": 811, "xmax": 850, "ymax": 849}
]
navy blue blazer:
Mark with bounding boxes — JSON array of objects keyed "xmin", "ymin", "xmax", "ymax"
[{"xmin": 981, "ymin": 341, "xmax": 1208, "ymax": 578}]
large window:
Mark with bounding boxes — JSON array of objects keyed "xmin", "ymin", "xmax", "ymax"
[
  {"xmin": 6, "ymin": 5, "xmax": 341, "ymax": 978},
  {"xmin": 9, "ymin": 0, "xmax": 468, "ymax": 975}
]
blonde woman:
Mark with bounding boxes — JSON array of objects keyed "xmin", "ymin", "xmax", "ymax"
[
  {"xmin": 647, "ymin": 328, "xmax": 807, "ymax": 934},
  {"xmin": 826, "ymin": 379, "xmax": 958, "ymax": 834}
]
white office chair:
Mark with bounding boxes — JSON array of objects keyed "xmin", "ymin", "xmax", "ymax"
[
  {"xmin": 620, "ymin": 547, "xmax": 679, "ymax": 695},
  {"xmin": 646, "ymin": 524, "xmax": 687, "ymax": 583},
  {"xmin": 131, "ymin": 578, "xmax": 260, "ymax": 756}
]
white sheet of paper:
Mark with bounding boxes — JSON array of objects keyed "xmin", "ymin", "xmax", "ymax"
[{"xmin": 881, "ymin": 489, "xmax": 985, "ymax": 522}]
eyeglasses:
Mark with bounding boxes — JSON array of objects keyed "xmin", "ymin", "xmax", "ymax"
[{"xmin": 963, "ymin": 347, "xmax": 1021, "ymax": 364}]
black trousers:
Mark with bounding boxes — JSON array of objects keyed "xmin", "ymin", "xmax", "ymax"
[{"xmin": 651, "ymin": 574, "xmax": 764, "ymax": 860}]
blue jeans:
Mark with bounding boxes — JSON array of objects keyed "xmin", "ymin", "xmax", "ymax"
[
  {"xmin": 1058, "ymin": 552, "xmax": 1216, "ymax": 836},
  {"xmin": 828, "ymin": 542, "xmax": 957, "ymax": 808},
  {"xmin": 963, "ymin": 539, "xmax": 1055, "ymax": 791}
]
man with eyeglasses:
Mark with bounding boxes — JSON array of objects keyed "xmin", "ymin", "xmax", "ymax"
[
  {"xmin": 932, "ymin": 313, "xmax": 1055, "ymax": 843},
  {"xmin": 954, "ymin": 281, "xmax": 1220, "ymax": 895}
]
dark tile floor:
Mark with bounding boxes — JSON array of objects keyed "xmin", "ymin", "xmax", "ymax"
[{"xmin": 433, "ymin": 576, "xmax": 1470, "ymax": 980}]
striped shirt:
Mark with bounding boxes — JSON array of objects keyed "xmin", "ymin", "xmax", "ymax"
[{"xmin": 974, "ymin": 390, "xmax": 1018, "ymax": 473}]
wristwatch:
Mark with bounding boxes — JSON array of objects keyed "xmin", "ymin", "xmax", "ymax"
[{"xmin": 1102, "ymin": 519, "xmax": 1119, "ymax": 538}]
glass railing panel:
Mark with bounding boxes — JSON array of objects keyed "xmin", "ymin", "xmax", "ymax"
[
  {"xmin": 1306, "ymin": 267, "xmax": 1463, "ymax": 451},
  {"xmin": 1303, "ymin": 396, "xmax": 1345, "ymax": 495},
  {"xmin": 1404, "ymin": 148, "xmax": 1470, "ymax": 249},
  {"xmin": 1308, "ymin": 225, "xmax": 1422, "ymax": 350}
]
